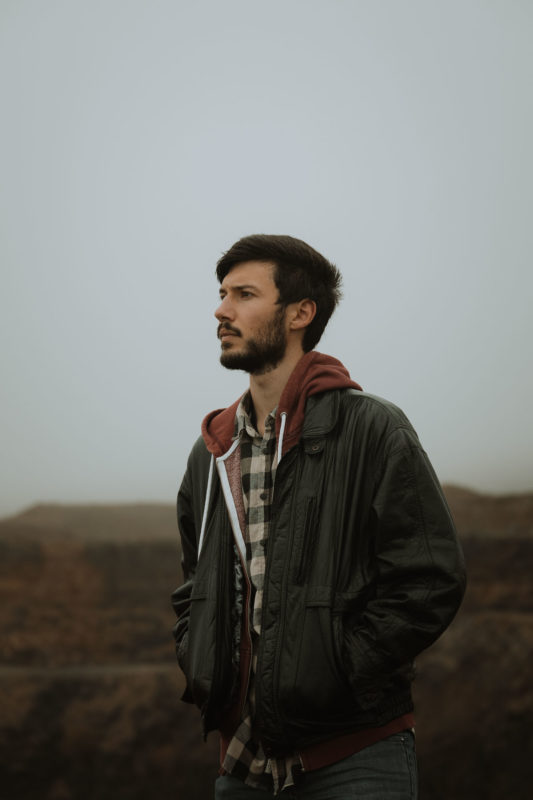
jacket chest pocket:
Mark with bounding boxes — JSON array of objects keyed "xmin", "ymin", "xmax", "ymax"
[{"xmin": 291, "ymin": 496, "xmax": 319, "ymax": 585}]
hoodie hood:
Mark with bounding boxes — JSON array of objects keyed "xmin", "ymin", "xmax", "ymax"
[{"xmin": 201, "ymin": 351, "xmax": 362, "ymax": 458}]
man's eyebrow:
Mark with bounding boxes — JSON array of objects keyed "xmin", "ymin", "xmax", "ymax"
[{"xmin": 219, "ymin": 283, "xmax": 260, "ymax": 294}]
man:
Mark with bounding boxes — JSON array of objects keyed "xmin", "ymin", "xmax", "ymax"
[{"xmin": 172, "ymin": 234, "xmax": 466, "ymax": 799}]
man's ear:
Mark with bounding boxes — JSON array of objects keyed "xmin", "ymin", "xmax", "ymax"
[{"xmin": 288, "ymin": 299, "xmax": 316, "ymax": 331}]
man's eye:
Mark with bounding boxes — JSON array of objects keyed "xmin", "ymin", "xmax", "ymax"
[{"xmin": 241, "ymin": 291, "xmax": 253, "ymax": 298}]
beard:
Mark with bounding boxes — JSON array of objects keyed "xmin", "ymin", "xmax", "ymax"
[{"xmin": 219, "ymin": 306, "xmax": 287, "ymax": 375}]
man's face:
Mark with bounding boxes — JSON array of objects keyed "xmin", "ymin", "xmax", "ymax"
[{"xmin": 215, "ymin": 261, "xmax": 287, "ymax": 374}]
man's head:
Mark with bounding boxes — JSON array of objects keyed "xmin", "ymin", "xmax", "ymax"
[{"xmin": 215, "ymin": 234, "xmax": 342, "ymax": 357}]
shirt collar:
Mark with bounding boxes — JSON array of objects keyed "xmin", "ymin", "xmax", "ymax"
[{"xmin": 234, "ymin": 391, "xmax": 277, "ymax": 440}]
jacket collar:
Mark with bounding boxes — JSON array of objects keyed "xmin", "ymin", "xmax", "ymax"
[{"xmin": 302, "ymin": 390, "xmax": 342, "ymax": 439}]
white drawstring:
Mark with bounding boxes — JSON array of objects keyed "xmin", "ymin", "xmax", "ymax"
[
  {"xmin": 197, "ymin": 455, "xmax": 214, "ymax": 557},
  {"xmin": 277, "ymin": 411, "xmax": 288, "ymax": 464}
]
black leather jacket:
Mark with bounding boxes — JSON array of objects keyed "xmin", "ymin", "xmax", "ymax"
[{"xmin": 171, "ymin": 389, "xmax": 466, "ymax": 754}]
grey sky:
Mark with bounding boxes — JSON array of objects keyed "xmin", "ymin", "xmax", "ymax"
[{"xmin": 1, "ymin": 0, "xmax": 532, "ymax": 518}]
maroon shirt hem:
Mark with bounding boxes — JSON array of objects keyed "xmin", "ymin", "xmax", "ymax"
[{"xmin": 298, "ymin": 713, "xmax": 416, "ymax": 772}]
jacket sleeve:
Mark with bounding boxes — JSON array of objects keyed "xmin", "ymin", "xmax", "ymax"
[{"xmin": 342, "ymin": 424, "xmax": 466, "ymax": 693}]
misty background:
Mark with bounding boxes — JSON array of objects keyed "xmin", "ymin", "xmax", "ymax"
[{"xmin": 1, "ymin": 0, "xmax": 532, "ymax": 519}]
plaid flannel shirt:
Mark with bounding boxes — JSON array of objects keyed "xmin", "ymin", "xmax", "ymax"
[{"xmin": 221, "ymin": 393, "xmax": 301, "ymax": 794}]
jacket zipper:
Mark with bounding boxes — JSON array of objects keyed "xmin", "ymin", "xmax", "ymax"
[
  {"xmin": 202, "ymin": 508, "xmax": 230, "ymax": 738},
  {"xmin": 236, "ymin": 545, "xmax": 253, "ymax": 716},
  {"xmin": 213, "ymin": 450, "xmax": 254, "ymax": 720}
]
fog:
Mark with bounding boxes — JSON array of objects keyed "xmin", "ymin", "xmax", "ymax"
[{"xmin": 1, "ymin": 0, "xmax": 532, "ymax": 517}]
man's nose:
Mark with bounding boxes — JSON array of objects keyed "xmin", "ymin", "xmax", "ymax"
[{"xmin": 215, "ymin": 296, "xmax": 234, "ymax": 321}]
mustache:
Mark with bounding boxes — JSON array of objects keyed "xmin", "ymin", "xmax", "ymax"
[{"xmin": 217, "ymin": 323, "xmax": 241, "ymax": 339}]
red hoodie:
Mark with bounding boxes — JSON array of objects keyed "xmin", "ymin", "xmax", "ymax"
[{"xmin": 201, "ymin": 351, "xmax": 362, "ymax": 456}]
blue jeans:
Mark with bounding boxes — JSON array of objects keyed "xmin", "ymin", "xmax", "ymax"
[{"xmin": 215, "ymin": 732, "xmax": 417, "ymax": 799}]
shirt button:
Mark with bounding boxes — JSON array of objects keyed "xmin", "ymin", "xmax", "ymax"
[{"xmin": 260, "ymin": 492, "xmax": 267, "ymax": 500}]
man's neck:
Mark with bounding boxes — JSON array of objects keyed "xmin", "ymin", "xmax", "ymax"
[{"xmin": 249, "ymin": 347, "xmax": 304, "ymax": 436}]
